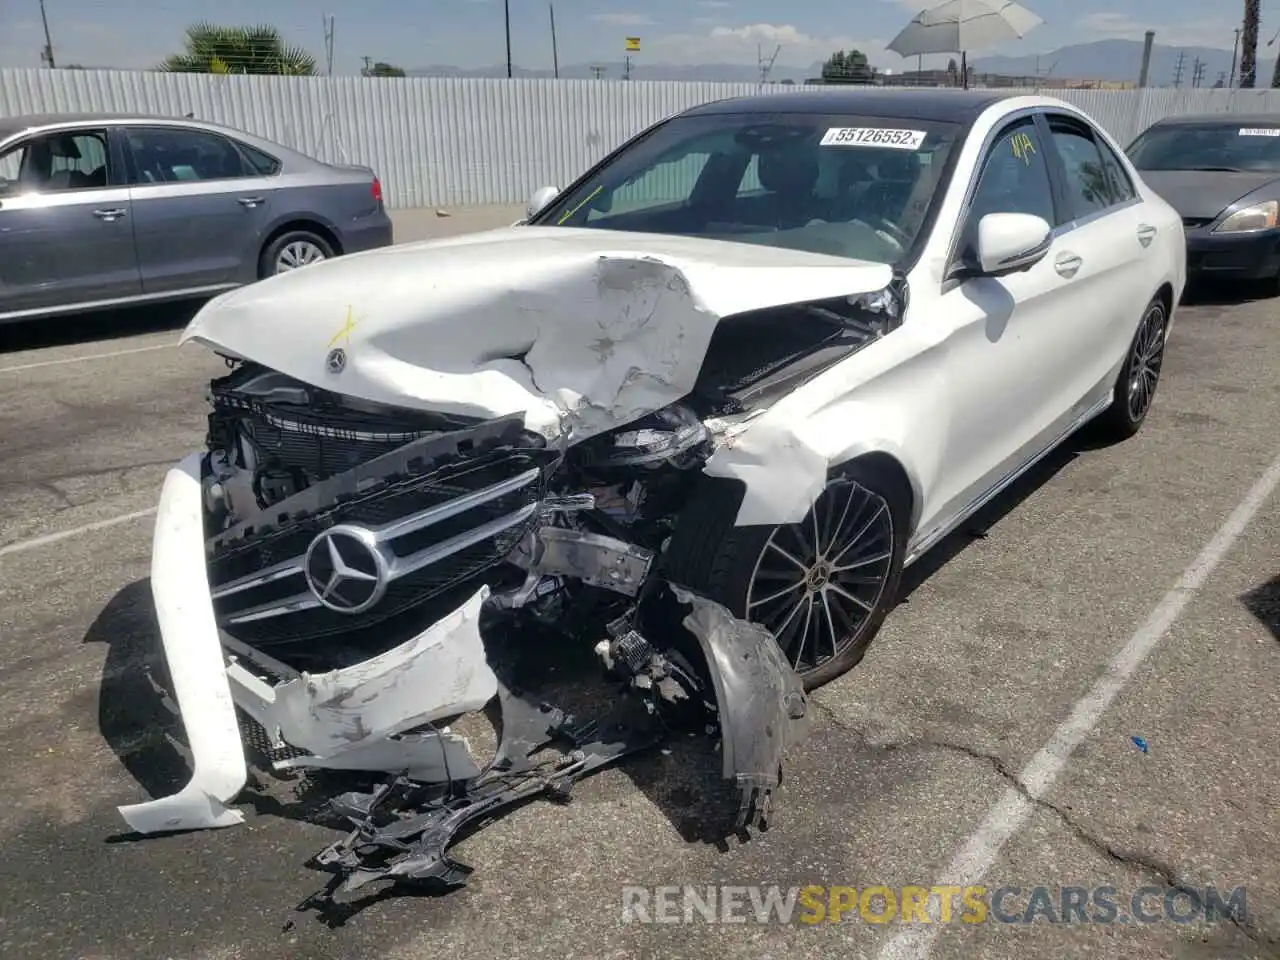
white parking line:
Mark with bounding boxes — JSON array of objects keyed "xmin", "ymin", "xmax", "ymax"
[
  {"xmin": 0, "ymin": 507, "xmax": 157, "ymax": 559},
  {"xmin": 0, "ymin": 342, "xmax": 177, "ymax": 374},
  {"xmin": 877, "ymin": 449, "xmax": 1280, "ymax": 960}
]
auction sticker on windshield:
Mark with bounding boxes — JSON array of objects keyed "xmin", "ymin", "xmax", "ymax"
[
  {"xmin": 1238, "ymin": 127, "xmax": 1280, "ymax": 136},
  {"xmin": 821, "ymin": 127, "xmax": 926, "ymax": 149}
]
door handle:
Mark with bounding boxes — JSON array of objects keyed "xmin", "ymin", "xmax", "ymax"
[
  {"xmin": 1054, "ymin": 253, "xmax": 1082, "ymax": 278},
  {"xmin": 93, "ymin": 208, "xmax": 127, "ymax": 221},
  {"xmin": 1137, "ymin": 224, "xmax": 1157, "ymax": 247},
  {"xmin": 237, "ymin": 196, "xmax": 264, "ymax": 208}
]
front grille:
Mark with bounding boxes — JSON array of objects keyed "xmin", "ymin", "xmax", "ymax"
[{"xmin": 208, "ymin": 428, "xmax": 559, "ymax": 647}]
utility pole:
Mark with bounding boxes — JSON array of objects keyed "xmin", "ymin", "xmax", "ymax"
[
  {"xmin": 623, "ymin": 55, "xmax": 631, "ymax": 80},
  {"xmin": 549, "ymin": 4, "xmax": 559, "ymax": 79},
  {"xmin": 1172, "ymin": 49, "xmax": 1186, "ymax": 87},
  {"xmin": 504, "ymin": 0, "xmax": 513, "ymax": 78},
  {"xmin": 1230, "ymin": 28, "xmax": 1241, "ymax": 86},
  {"xmin": 1137, "ymin": 30, "xmax": 1154, "ymax": 87},
  {"xmin": 38, "ymin": 0, "xmax": 56, "ymax": 68},
  {"xmin": 1241, "ymin": 0, "xmax": 1260, "ymax": 88},
  {"xmin": 322, "ymin": 14, "xmax": 335, "ymax": 75},
  {"xmin": 589, "ymin": 65, "xmax": 605, "ymax": 79},
  {"xmin": 361, "ymin": 55, "xmax": 372, "ymax": 76},
  {"xmin": 1191, "ymin": 57, "xmax": 1205, "ymax": 87}
]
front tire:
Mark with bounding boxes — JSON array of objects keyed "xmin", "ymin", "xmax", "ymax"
[
  {"xmin": 663, "ymin": 460, "xmax": 910, "ymax": 691},
  {"xmin": 1094, "ymin": 294, "xmax": 1168, "ymax": 441}
]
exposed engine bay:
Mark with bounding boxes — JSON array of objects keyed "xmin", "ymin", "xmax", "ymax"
[{"xmin": 127, "ymin": 287, "xmax": 901, "ymax": 906}]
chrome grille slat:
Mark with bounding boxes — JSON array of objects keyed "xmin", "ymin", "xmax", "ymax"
[
  {"xmin": 386, "ymin": 502, "xmax": 539, "ymax": 579},
  {"xmin": 371, "ymin": 467, "xmax": 540, "ymax": 541},
  {"xmin": 210, "ymin": 555, "xmax": 305, "ymax": 600},
  {"xmin": 225, "ymin": 592, "xmax": 322, "ymax": 624}
]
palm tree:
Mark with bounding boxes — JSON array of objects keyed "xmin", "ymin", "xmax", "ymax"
[
  {"xmin": 1240, "ymin": 0, "xmax": 1259, "ymax": 88},
  {"xmin": 159, "ymin": 23, "xmax": 317, "ymax": 76}
]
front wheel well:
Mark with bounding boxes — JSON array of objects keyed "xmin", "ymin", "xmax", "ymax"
[
  {"xmin": 837, "ymin": 451, "xmax": 918, "ymax": 537},
  {"xmin": 1154, "ymin": 282, "xmax": 1174, "ymax": 315}
]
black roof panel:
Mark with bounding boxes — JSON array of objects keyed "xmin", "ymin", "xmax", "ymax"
[{"xmin": 683, "ymin": 88, "xmax": 1016, "ymax": 124}]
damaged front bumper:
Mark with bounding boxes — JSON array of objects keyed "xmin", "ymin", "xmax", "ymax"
[{"xmin": 121, "ymin": 445, "xmax": 809, "ymax": 896}]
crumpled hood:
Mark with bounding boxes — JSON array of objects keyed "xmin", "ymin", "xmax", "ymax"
[{"xmin": 183, "ymin": 226, "xmax": 893, "ymax": 441}]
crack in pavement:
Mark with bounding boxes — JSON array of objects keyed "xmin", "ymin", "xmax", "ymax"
[{"xmin": 809, "ymin": 699, "xmax": 1276, "ymax": 948}]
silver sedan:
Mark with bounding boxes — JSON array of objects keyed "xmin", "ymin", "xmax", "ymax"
[{"xmin": 0, "ymin": 112, "xmax": 394, "ymax": 324}]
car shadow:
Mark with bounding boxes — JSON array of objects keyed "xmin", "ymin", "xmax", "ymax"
[
  {"xmin": 1242, "ymin": 576, "xmax": 1279, "ymax": 643},
  {"xmin": 896, "ymin": 424, "xmax": 1117, "ymax": 603},
  {"xmin": 2, "ymin": 299, "xmax": 207, "ymax": 355}
]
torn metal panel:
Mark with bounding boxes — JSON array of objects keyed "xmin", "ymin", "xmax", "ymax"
[
  {"xmin": 118, "ymin": 454, "xmax": 247, "ymax": 835},
  {"xmin": 509, "ymin": 525, "xmax": 654, "ymax": 597},
  {"xmin": 182, "ymin": 227, "xmax": 892, "ymax": 443}
]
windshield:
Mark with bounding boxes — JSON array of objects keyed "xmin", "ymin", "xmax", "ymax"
[
  {"xmin": 531, "ymin": 112, "xmax": 961, "ymax": 266},
  {"xmin": 1128, "ymin": 123, "xmax": 1280, "ymax": 173}
]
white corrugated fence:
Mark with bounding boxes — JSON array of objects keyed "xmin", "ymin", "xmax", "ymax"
[{"xmin": 5, "ymin": 68, "xmax": 1280, "ymax": 209}]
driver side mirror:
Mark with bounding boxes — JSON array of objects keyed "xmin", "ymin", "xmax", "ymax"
[
  {"xmin": 974, "ymin": 212, "xmax": 1052, "ymax": 276},
  {"xmin": 525, "ymin": 185, "xmax": 559, "ymax": 221}
]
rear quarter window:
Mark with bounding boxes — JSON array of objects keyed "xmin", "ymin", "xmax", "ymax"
[{"xmin": 240, "ymin": 143, "xmax": 282, "ymax": 176}]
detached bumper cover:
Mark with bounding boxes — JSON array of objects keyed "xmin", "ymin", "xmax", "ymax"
[{"xmin": 119, "ymin": 453, "xmax": 247, "ymax": 834}]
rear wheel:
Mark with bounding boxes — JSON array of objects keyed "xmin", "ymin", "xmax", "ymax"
[
  {"xmin": 663, "ymin": 460, "xmax": 910, "ymax": 690},
  {"xmin": 259, "ymin": 229, "xmax": 334, "ymax": 278},
  {"xmin": 1094, "ymin": 294, "xmax": 1168, "ymax": 441}
]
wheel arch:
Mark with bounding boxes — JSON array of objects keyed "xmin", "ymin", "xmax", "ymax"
[{"xmin": 260, "ymin": 218, "xmax": 344, "ymax": 261}]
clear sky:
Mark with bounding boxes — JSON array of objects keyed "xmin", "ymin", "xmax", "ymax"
[{"xmin": 0, "ymin": 0, "xmax": 1272, "ymax": 74}]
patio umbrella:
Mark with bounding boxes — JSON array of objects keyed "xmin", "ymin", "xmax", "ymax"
[{"xmin": 887, "ymin": 0, "xmax": 1043, "ymax": 88}]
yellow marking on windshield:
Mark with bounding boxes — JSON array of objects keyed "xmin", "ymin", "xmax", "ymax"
[
  {"xmin": 558, "ymin": 184, "xmax": 604, "ymax": 224},
  {"xmin": 1011, "ymin": 131, "xmax": 1036, "ymax": 165},
  {"xmin": 328, "ymin": 305, "xmax": 361, "ymax": 348}
]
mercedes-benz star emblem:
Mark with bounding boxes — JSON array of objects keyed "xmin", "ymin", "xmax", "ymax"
[
  {"xmin": 326, "ymin": 347, "xmax": 346, "ymax": 373},
  {"xmin": 303, "ymin": 524, "xmax": 388, "ymax": 614}
]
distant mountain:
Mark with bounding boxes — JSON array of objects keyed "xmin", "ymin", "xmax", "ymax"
[
  {"xmin": 411, "ymin": 38, "xmax": 1280, "ymax": 88},
  {"xmin": 972, "ymin": 38, "xmax": 1277, "ymax": 88}
]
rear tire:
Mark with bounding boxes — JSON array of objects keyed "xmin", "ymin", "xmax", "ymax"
[
  {"xmin": 259, "ymin": 229, "xmax": 335, "ymax": 278},
  {"xmin": 663, "ymin": 459, "xmax": 910, "ymax": 691},
  {"xmin": 1094, "ymin": 294, "xmax": 1168, "ymax": 441}
]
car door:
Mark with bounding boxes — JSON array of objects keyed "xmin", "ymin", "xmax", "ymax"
[
  {"xmin": 0, "ymin": 126, "xmax": 141, "ymax": 317},
  {"xmin": 123, "ymin": 125, "xmax": 276, "ymax": 293},
  {"xmin": 926, "ymin": 112, "xmax": 1090, "ymax": 526},
  {"xmin": 1038, "ymin": 111, "xmax": 1155, "ymax": 407}
]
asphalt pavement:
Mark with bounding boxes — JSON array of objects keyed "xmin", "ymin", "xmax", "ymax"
[{"xmin": 0, "ymin": 213, "xmax": 1277, "ymax": 960}]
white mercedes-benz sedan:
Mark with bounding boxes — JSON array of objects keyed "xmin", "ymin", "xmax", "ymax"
[{"xmin": 119, "ymin": 90, "xmax": 1185, "ymax": 900}]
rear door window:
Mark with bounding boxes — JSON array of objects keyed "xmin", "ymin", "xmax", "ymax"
[
  {"xmin": 1046, "ymin": 116, "xmax": 1126, "ymax": 220},
  {"xmin": 125, "ymin": 127, "xmax": 250, "ymax": 183}
]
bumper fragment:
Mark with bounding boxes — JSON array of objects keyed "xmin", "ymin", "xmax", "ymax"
[{"xmin": 118, "ymin": 454, "xmax": 247, "ymax": 834}]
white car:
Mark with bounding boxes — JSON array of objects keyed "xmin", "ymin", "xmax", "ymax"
[{"xmin": 120, "ymin": 90, "xmax": 1184, "ymax": 899}]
